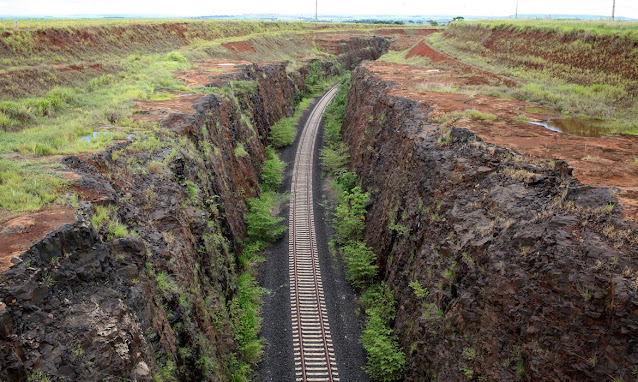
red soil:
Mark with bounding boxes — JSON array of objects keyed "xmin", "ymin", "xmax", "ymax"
[
  {"xmin": 0, "ymin": 206, "xmax": 76, "ymax": 272},
  {"xmin": 172, "ymin": 58, "xmax": 252, "ymax": 88},
  {"xmin": 406, "ymin": 41, "xmax": 448, "ymax": 62},
  {"xmin": 376, "ymin": 29, "xmax": 408, "ymax": 35},
  {"xmin": 222, "ymin": 41, "xmax": 256, "ymax": 53}
]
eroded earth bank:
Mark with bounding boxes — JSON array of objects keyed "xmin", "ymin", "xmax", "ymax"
[
  {"xmin": 0, "ymin": 30, "xmax": 390, "ymax": 381},
  {"xmin": 340, "ymin": 64, "xmax": 638, "ymax": 381}
]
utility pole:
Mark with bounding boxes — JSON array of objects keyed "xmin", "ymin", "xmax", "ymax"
[
  {"xmin": 315, "ymin": 0, "xmax": 318, "ymax": 21},
  {"xmin": 612, "ymin": 0, "xmax": 616, "ymax": 21},
  {"xmin": 515, "ymin": 0, "xmax": 519, "ymax": 19}
]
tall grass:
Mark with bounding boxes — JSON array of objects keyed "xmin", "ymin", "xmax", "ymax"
[
  {"xmin": 0, "ymin": 158, "xmax": 62, "ymax": 212},
  {"xmin": 459, "ymin": 19, "xmax": 638, "ymax": 39}
]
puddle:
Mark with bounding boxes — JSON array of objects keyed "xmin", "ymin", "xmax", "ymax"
[
  {"xmin": 80, "ymin": 132, "xmax": 103, "ymax": 142},
  {"xmin": 529, "ymin": 118, "xmax": 608, "ymax": 137},
  {"xmin": 426, "ymin": 69, "xmax": 440, "ymax": 73},
  {"xmin": 217, "ymin": 63, "xmax": 236, "ymax": 66},
  {"xmin": 80, "ymin": 131, "xmax": 134, "ymax": 142}
]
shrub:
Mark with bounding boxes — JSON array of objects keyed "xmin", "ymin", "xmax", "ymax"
[
  {"xmin": 230, "ymin": 80, "xmax": 258, "ymax": 94},
  {"xmin": 320, "ymin": 142, "xmax": 350, "ymax": 175},
  {"xmin": 268, "ymin": 117, "xmax": 296, "ymax": 147},
  {"xmin": 360, "ymin": 284, "xmax": 406, "ymax": 382},
  {"xmin": 246, "ymin": 192, "xmax": 286, "ymax": 243},
  {"xmin": 323, "ymin": 76, "xmax": 350, "ymax": 146},
  {"xmin": 261, "ymin": 147, "xmax": 284, "ymax": 192},
  {"xmin": 341, "ymin": 241, "xmax": 378, "ymax": 288},
  {"xmin": 333, "ymin": 186, "xmax": 369, "ymax": 242},
  {"xmin": 165, "ymin": 51, "xmax": 188, "ymax": 63}
]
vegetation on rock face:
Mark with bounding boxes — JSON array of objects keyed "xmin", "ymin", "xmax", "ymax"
[{"xmin": 322, "ymin": 78, "xmax": 406, "ymax": 382}]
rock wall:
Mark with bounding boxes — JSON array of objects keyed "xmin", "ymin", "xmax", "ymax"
[
  {"xmin": 0, "ymin": 38, "xmax": 390, "ymax": 382},
  {"xmin": 341, "ymin": 66, "xmax": 638, "ymax": 381}
]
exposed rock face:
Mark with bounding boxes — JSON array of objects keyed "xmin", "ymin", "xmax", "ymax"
[
  {"xmin": 0, "ymin": 38, "xmax": 390, "ymax": 381},
  {"xmin": 341, "ymin": 66, "xmax": 638, "ymax": 381}
]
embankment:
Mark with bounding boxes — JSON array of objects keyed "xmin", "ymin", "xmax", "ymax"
[
  {"xmin": 341, "ymin": 65, "xmax": 638, "ymax": 381},
  {"xmin": 439, "ymin": 23, "xmax": 638, "ymax": 85},
  {"xmin": 0, "ymin": 36, "xmax": 389, "ymax": 381}
]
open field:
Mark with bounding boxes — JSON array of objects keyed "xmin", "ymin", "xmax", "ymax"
[{"xmin": 0, "ymin": 21, "xmax": 415, "ymax": 217}]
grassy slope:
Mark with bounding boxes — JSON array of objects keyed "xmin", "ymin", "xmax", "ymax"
[
  {"xmin": 0, "ymin": 21, "xmax": 382, "ymax": 216},
  {"xmin": 420, "ymin": 20, "xmax": 638, "ymax": 134}
]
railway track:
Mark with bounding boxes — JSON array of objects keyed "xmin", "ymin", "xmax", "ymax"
[{"xmin": 289, "ymin": 85, "xmax": 340, "ymax": 382}]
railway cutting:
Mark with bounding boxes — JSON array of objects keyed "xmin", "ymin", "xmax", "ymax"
[{"xmin": 288, "ymin": 85, "xmax": 340, "ymax": 382}]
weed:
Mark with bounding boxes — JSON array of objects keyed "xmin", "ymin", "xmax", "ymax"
[
  {"xmin": 333, "ymin": 185, "xmax": 369, "ymax": 243},
  {"xmin": 107, "ymin": 220, "xmax": 129, "ymax": 239},
  {"xmin": 409, "ymin": 280, "xmax": 429, "ymax": 298},
  {"xmin": 27, "ymin": 371, "xmax": 51, "ymax": 382},
  {"xmin": 320, "ymin": 142, "xmax": 350, "ymax": 175},
  {"xmin": 464, "ymin": 109, "xmax": 497, "ymax": 120},
  {"xmin": 92, "ymin": 205, "xmax": 114, "ymax": 231},
  {"xmin": 231, "ymin": 80, "xmax": 258, "ymax": 94},
  {"xmin": 165, "ymin": 51, "xmax": 188, "ymax": 63},
  {"xmin": 462, "ymin": 346, "xmax": 477, "ymax": 361},
  {"xmin": 234, "ymin": 143, "xmax": 248, "ymax": 158},
  {"xmin": 502, "ymin": 167, "xmax": 536, "ymax": 183},
  {"xmin": 459, "ymin": 367, "xmax": 474, "ymax": 379}
]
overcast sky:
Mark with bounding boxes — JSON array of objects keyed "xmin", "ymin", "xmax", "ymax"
[{"xmin": 0, "ymin": 0, "xmax": 635, "ymax": 19}]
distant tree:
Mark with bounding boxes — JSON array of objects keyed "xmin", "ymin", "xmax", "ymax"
[
  {"xmin": 427, "ymin": 19, "xmax": 440, "ymax": 26},
  {"xmin": 452, "ymin": 16, "xmax": 465, "ymax": 22}
]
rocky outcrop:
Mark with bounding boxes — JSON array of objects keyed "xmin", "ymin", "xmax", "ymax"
[
  {"xmin": 0, "ymin": 37, "xmax": 390, "ymax": 381},
  {"xmin": 341, "ymin": 66, "xmax": 638, "ymax": 381}
]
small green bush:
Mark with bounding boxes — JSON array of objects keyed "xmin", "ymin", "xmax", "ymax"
[
  {"xmin": 246, "ymin": 192, "xmax": 286, "ymax": 243},
  {"xmin": 261, "ymin": 147, "xmax": 284, "ymax": 192},
  {"xmin": 360, "ymin": 284, "xmax": 406, "ymax": 382},
  {"xmin": 333, "ymin": 186, "xmax": 369, "ymax": 242},
  {"xmin": 230, "ymin": 80, "xmax": 258, "ymax": 94},
  {"xmin": 165, "ymin": 51, "xmax": 188, "ymax": 63},
  {"xmin": 341, "ymin": 241, "xmax": 378, "ymax": 288},
  {"xmin": 268, "ymin": 117, "xmax": 296, "ymax": 147},
  {"xmin": 320, "ymin": 142, "xmax": 350, "ymax": 175},
  {"xmin": 323, "ymin": 76, "xmax": 350, "ymax": 146}
]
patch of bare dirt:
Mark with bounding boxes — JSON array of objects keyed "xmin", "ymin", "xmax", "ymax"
[
  {"xmin": 222, "ymin": 41, "xmax": 256, "ymax": 53},
  {"xmin": 0, "ymin": 206, "xmax": 76, "ymax": 272},
  {"xmin": 133, "ymin": 92, "xmax": 202, "ymax": 124},
  {"xmin": 173, "ymin": 58, "xmax": 252, "ymax": 88}
]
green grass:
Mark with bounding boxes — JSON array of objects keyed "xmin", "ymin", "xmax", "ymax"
[
  {"xmin": 0, "ymin": 158, "xmax": 63, "ymax": 213},
  {"xmin": 459, "ymin": 19, "xmax": 638, "ymax": 39},
  {"xmin": 427, "ymin": 25, "xmax": 638, "ymax": 135},
  {"xmin": 91, "ymin": 204, "xmax": 129, "ymax": 240},
  {"xmin": 378, "ymin": 45, "xmax": 433, "ymax": 67}
]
